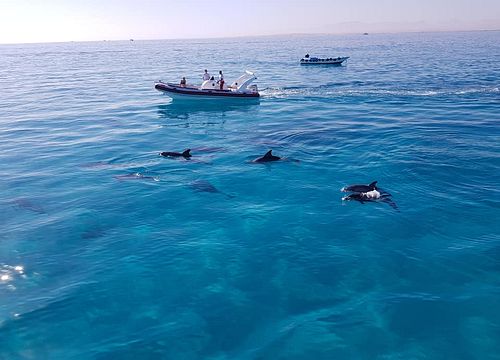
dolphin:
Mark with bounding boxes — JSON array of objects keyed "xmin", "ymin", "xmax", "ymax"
[
  {"xmin": 160, "ymin": 149, "xmax": 191, "ymax": 158},
  {"xmin": 342, "ymin": 190, "xmax": 385, "ymax": 203},
  {"xmin": 10, "ymin": 198, "xmax": 46, "ymax": 214},
  {"xmin": 253, "ymin": 150, "xmax": 281, "ymax": 163},
  {"xmin": 341, "ymin": 184, "xmax": 398, "ymax": 210},
  {"xmin": 189, "ymin": 180, "xmax": 234, "ymax": 199},
  {"xmin": 191, "ymin": 147, "xmax": 226, "ymax": 153},
  {"xmin": 341, "ymin": 181, "xmax": 378, "ymax": 193}
]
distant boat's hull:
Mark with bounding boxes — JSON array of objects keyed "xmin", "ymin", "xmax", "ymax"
[
  {"xmin": 155, "ymin": 82, "xmax": 260, "ymax": 99},
  {"xmin": 300, "ymin": 56, "xmax": 349, "ymax": 65}
]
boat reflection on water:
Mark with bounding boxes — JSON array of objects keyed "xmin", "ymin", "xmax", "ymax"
[{"xmin": 157, "ymin": 98, "xmax": 260, "ymax": 121}]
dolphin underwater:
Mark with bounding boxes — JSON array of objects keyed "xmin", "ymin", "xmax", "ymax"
[
  {"xmin": 10, "ymin": 198, "xmax": 46, "ymax": 214},
  {"xmin": 253, "ymin": 150, "xmax": 281, "ymax": 163},
  {"xmin": 341, "ymin": 182, "xmax": 398, "ymax": 210},
  {"xmin": 341, "ymin": 181, "xmax": 378, "ymax": 193},
  {"xmin": 160, "ymin": 149, "xmax": 191, "ymax": 158},
  {"xmin": 189, "ymin": 180, "xmax": 235, "ymax": 199}
]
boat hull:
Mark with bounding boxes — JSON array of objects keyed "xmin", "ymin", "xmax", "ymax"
[{"xmin": 155, "ymin": 82, "xmax": 260, "ymax": 99}]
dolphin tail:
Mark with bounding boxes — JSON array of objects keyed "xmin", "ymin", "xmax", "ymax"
[{"xmin": 383, "ymin": 198, "xmax": 399, "ymax": 211}]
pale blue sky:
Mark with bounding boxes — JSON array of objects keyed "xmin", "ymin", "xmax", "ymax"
[{"xmin": 0, "ymin": 0, "xmax": 499, "ymax": 44}]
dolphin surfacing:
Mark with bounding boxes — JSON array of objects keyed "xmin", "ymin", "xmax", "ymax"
[
  {"xmin": 253, "ymin": 150, "xmax": 281, "ymax": 163},
  {"xmin": 160, "ymin": 149, "xmax": 191, "ymax": 158},
  {"xmin": 341, "ymin": 181, "xmax": 377, "ymax": 193},
  {"xmin": 341, "ymin": 182, "xmax": 398, "ymax": 210}
]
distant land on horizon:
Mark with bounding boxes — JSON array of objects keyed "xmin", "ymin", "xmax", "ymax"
[{"xmin": 1, "ymin": 27, "xmax": 499, "ymax": 46}]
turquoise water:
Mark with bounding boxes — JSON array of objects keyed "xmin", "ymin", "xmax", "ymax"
[{"xmin": 1, "ymin": 31, "xmax": 499, "ymax": 359}]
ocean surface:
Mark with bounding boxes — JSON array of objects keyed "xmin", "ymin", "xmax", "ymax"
[{"xmin": 0, "ymin": 31, "xmax": 499, "ymax": 359}]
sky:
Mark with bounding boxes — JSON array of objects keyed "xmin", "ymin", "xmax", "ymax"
[{"xmin": 0, "ymin": 0, "xmax": 499, "ymax": 44}]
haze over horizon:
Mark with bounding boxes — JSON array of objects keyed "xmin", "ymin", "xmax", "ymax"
[{"xmin": 1, "ymin": 0, "xmax": 499, "ymax": 44}]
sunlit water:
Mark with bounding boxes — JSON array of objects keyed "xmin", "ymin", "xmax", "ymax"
[{"xmin": 1, "ymin": 32, "xmax": 499, "ymax": 359}]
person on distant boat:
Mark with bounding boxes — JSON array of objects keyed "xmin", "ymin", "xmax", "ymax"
[
  {"xmin": 202, "ymin": 69, "xmax": 210, "ymax": 81},
  {"xmin": 218, "ymin": 70, "xmax": 224, "ymax": 90},
  {"xmin": 180, "ymin": 77, "xmax": 186, "ymax": 87}
]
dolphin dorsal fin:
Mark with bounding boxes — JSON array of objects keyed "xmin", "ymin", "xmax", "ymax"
[
  {"xmin": 263, "ymin": 150, "xmax": 273, "ymax": 158},
  {"xmin": 369, "ymin": 181, "xmax": 378, "ymax": 189},
  {"xmin": 182, "ymin": 149, "xmax": 191, "ymax": 157}
]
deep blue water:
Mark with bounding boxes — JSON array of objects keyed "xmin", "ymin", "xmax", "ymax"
[{"xmin": 1, "ymin": 31, "xmax": 499, "ymax": 359}]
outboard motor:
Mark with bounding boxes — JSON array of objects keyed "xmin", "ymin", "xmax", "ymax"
[{"xmin": 248, "ymin": 84, "xmax": 258, "ymax": 93}]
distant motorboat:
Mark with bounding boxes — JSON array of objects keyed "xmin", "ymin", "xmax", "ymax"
[
  {"xmin": 154, "ymin": 71, "xmax": 260, "ymax": 99},
  {"xmin": 300, "ymin": 54, "xmax": 349, "ymax": 65}
]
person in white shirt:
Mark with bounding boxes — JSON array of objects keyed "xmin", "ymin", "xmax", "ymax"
[
  {"xmin": 202, "ymin": 69, "xmax": 210, "ymax": 81},
  {"xmin": 218, "ymin": 70, "xmax": 224, "ymax": 90}
]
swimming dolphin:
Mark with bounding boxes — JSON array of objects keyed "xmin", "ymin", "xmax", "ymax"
[
  {"xmin": 189, "ymin": 180, "xmax": 234, "ymax": 199},
  {"xmin": 342, "ymin": 189, "xmax": 386, "ymax": 203},
  {"xmin": 253, "ymin": 150, "xmax": 281, "ymax": 163},
  {"xmin": 10, "ymin": 198, "xmax": 46, "ymax": 214},
  {"xmin": 191, "ymin": 146, "xmax": 226, "ymax": 153},
  {"xmin": 340, "ymin": 181, "xmax": 399, "ymax": 211},
  {"xmin": 160, "ymin": 149, "xmax": 191, "ymax": 158},
  {"xmin": 341, "ymin": 181, "xmax": 378, "ymax": 193},
  {"xmin": 341, "ymin": 184, "xmax": 398, "ymax": 210}
]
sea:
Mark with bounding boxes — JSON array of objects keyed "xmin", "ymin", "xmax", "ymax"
[{"xmin": 0, "ymin": 31, "xmax": 499, "ymax": 359}]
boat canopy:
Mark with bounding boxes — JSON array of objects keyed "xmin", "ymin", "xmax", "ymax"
[{"xmin": 230, "ymin": 71, "xmax": 257, "ymax": 91}]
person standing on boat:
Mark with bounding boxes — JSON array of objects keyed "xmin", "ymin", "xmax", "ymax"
[
  {"xmin": 218, "ymin": 70, "xmax": 224, "ymax": 90},
  {"xmin": 180, "ymin": 77, "xmax": 187, "ymax": 87},
  {"xmin": 202, "ymin": 69, "xmax": 210, "ymax": 81}
]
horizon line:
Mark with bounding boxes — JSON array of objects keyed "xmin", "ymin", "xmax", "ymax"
[{"xmin": 1, "ymin": 28, "xmax": 498, "ymax": 46}]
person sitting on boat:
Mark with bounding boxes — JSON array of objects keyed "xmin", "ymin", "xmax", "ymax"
[
  {"xmin": 202, "ymin": 69, "xmax": 210, "ymax": 81},
  {"xmin": 217, "ymin": 71, "xmax": 224, "ymax": 90},
  {"xmin": 180, "ymin": 77, "xmax": 187, "ymax": 87}
]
